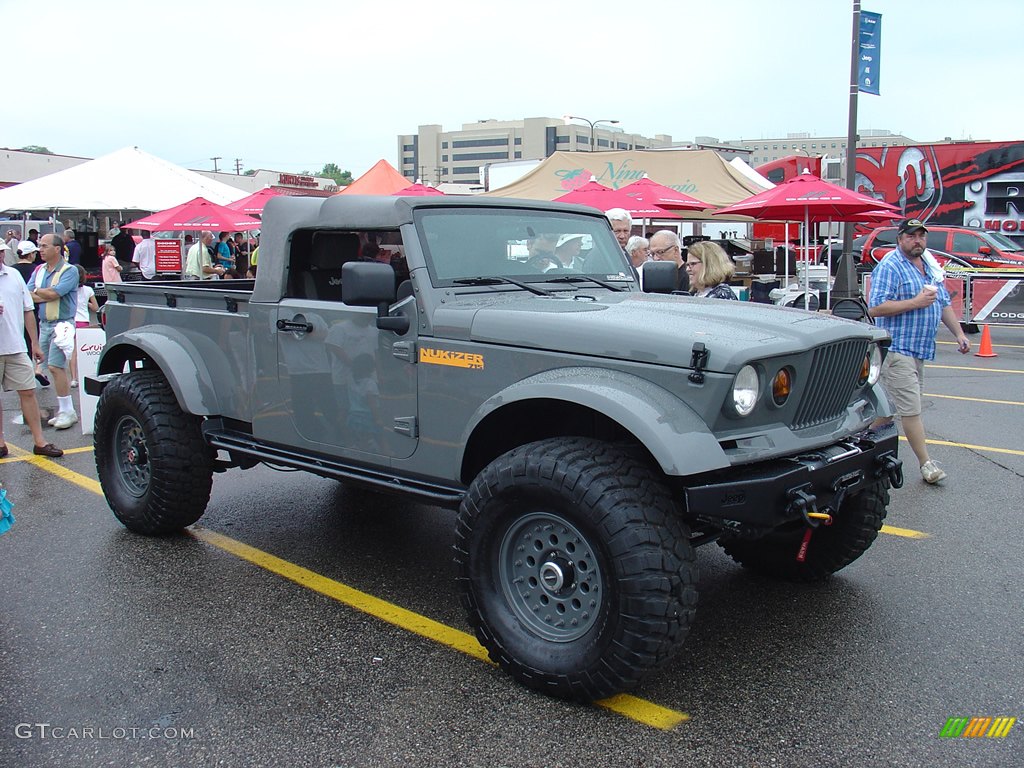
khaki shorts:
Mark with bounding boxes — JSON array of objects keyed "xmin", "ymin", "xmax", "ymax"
[
  {"xmin": 880, "ymin": 351, "xmax": 925, "ymax": 417},
  {"xmin": 0, "ymin": 351, "xmax": 36, "ymax": 392}
]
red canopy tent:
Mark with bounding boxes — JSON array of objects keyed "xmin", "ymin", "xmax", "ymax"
[
  {"xmin": 715, "ymin": 174, "xmax": 899, "ymax": 308},
  {"xmin": 617, "ymin": 176, "xmax": 711, "ymax": 212},
  {"xmin": 225, "ymin": 187, "xmax": 286, "ymax": 215},
  {"xmin": 124, "ymin": 196, "xmax": 261, "ymax": 231},
  {"xmin": 337, "ymin": 159, "xmax": 412, "ymax": 195},
  {"xmin": 554, "ymin": 180, "xmax": 675, "ymax": 218},
  {"xmin": 393, "ymin": 183, "xmax": 445, "ymax": 196}
]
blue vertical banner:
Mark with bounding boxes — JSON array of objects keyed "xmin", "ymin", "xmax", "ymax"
[{"xmin": 858, "ymin": 11, "xmax": 882, "ymax": 95}]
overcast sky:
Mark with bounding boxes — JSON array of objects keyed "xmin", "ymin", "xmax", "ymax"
[{"xmin": 5, "ymin": 0, "xmax": 1020, "ymax": 179}]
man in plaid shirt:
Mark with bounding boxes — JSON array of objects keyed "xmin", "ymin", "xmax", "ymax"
[{"xmin": 868, "ymin": 218, "xmax": 971, "ymax": 484}]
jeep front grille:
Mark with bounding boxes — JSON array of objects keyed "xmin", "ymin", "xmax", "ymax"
[{"xmin": 792, "ymin": 339, "xmax": 868, "ymax": 430}]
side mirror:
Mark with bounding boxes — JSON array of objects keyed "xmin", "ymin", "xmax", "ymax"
[
  {"xmin": 641, "ymin": 260, "xmax": 679, "ymax": 294},
  {"xmin": 341, "ymin": 261, "xmax": 409, "ymax": 334},
  {"xmin": 977, "ymin": 245, "xmax": 991, "ymax": 255}
]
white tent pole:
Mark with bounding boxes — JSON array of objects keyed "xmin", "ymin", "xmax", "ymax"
[{"xmin": 803, "ymin": 207, "xmax": 810, "ymax": 310}]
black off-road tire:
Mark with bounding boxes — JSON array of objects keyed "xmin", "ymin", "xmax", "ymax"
[
  {"xmin": 719, "ymin": 479, "xmax": 890, "ymax": 582},
  {"xmin": 94, "ymin": 370, "xmax": 214, "ymax": 535},
  {"xmin": 454, "ymin": 437, "xmax": 698, "ymax": 701}
]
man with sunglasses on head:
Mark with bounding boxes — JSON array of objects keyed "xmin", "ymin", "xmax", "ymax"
[{"xmin": 868, "ymin": 218, "xmax": 970, "ymax": 485}]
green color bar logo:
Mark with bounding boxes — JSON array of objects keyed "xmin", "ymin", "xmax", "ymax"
[{"xmin": 940, "ymin": 717, "xmax": 1016, "ymax": 738}]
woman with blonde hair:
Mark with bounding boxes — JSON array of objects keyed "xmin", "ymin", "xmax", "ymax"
[{"xmin": 685, "ymin": 241, "xmax": 738, "ymax": 300}]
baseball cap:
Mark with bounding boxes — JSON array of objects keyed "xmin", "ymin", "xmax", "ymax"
[
  {"xmin": 17, "ymin": 240, "xmax": 39, "ymax": 256},
  {"xmin": 897, "ymin": 218, "xmax": 928, "ymax": 236},
  {"xmin": 0, "ymin": 240, "xmax": 8, "ymax": 251}
]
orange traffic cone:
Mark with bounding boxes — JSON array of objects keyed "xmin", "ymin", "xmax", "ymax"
[{"xmin": 975, "ymin": 325, "xmax": 998, "ymax": 358}]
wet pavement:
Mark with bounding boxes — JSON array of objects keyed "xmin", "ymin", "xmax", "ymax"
[{"xmin": 1, "ymin": 325, "xmax": 1022, "ymax": 767}]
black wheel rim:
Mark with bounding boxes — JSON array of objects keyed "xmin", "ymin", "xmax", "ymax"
[
  {"xmin": 498, "ymin": 512, "xmax": 604, "ymax": 643},
  {"xmin": 113, "ymin": 414, "xmax": 151, "ymax": 498}
]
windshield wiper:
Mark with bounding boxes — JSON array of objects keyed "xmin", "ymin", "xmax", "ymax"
[
  {"xmin": 452, "ymin": 276, "xmax": 553, "ymax": 296},
  {"xmin": 544, "ymin": 275, "xmax": 625, "ymax": 292}
]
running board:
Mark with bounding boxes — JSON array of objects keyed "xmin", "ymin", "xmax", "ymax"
[{"xmin": 203, "ymin": 427, "xmax": 465, "ymax": 507}]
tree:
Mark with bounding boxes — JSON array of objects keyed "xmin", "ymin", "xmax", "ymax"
[
  {"xmin": 319, "ymin": 163, "xmax": 352, "ymax": 186},
  {"xmin": 20, "ymin": 145, "xmax": 53, "ymax": 155}
]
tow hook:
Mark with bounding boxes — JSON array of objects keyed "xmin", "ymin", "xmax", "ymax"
[
  {"xmin": 787, "ymin": 486, "xmax": 833, "ymax": 563},
  {"xmin": 876, "ymin": 453, "xmax": 904, "ymax": 489}
]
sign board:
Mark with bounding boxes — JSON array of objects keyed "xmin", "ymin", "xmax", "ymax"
[
  {"xmin": 155, "ymin": 239, "xmax": 183, "ymax": 273},
  {"xmin": 75, "ymin": 327, "xmax": 106, "ymax": 435},
  {"xmin": 858, "ymin": 11, "xmax": 882, "ymax": 95}
]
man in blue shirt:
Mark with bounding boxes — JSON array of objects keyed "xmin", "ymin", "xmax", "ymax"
[
  {"xmin": 868, "ymin": 218, "xmax": 970, "ymax": 484},
  {"xmin": 63, "ymin": 229, "xmax": 83, "ymax": 265},
  {"xmin": 28, "ymin": 233, "xmax": 79, "ymax": 430}
]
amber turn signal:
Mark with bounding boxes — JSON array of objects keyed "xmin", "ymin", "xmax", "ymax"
[{"xmin": 771, "ymin": 368, "xmax": 792, "ymax": 405}]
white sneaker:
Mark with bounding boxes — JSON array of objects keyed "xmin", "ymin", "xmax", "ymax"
[
  {"xmin": 47, "ymin": 414, "xmax": 58, "ymax": 426},
  {"xmin": 53, "ymin": 411, "xmax": 79, "ymax": 430},
  {"xmin": 70, "ymin": 379, "xmax": 78, "ymax": 388},
  {"xmin": 921, "ymin": 460, "xmax": 947, "ymax": 484}
]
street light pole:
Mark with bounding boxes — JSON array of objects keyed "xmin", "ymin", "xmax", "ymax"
[{"xmin": 565, "ymin": 115, "xmax": 619, "ymax": 152}]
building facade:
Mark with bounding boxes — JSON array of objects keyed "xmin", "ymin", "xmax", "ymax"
[
  {"xmin": 397, "ymin": 118, "xmax": 675, "ymax": 187},
  {"xmin": 723, "ymin": 129, "xmax": 922, "ymax": 179}
]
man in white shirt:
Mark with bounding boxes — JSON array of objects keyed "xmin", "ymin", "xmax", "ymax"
[
  {"xmin": 132, "ymin": 230, "xmax": 157, "ymax": 280},
  {"xmin": 183, "ymin": 231, "xmax": 225, "ymax": 280},
  {"xmin": 0, "ymin": 260, "xmax": 64, "ymax": 457}
]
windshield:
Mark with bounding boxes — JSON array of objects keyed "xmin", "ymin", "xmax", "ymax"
[
  {"xmin": 415, "ymin": 208, "xmax": 634, "ymax": 287},
  {"xmin": 982, "ymin": 230, "xmax": 1024, "ymax": 252}
]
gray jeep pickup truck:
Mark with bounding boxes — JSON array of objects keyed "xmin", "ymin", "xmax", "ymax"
[{"xmin": 88, "ymin": 195, "xmax": 902, "ymax": 701}]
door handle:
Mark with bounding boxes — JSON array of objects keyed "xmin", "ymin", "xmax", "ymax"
[{"xmin": 276, "ymin": 318, "xmax": 313, "ymax": 334}]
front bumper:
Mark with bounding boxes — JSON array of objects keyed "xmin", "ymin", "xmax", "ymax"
[{"xmin": 684, "ymin": 431, "xmax": 902, "ymax": 529}]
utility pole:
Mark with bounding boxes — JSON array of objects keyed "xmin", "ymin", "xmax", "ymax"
[
  {"xmin": 234, "ymin": 158, "xmax": 243, "ymax": 175},
  {"xmin": 210, "ymin": 156, "xmax": 222, "ymax": 172},
  {"xmin": 833, "ymin": 0, "xmax": 861, "ymax": 302}
]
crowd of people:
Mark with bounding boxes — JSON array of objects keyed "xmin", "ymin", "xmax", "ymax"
[{"xmin": 0, "ymin": 231, "xmax": 87, "ymax": 458}]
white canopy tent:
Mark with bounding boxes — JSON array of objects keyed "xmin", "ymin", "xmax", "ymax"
[{"xmin": 0, "ymin": 146, "xmax": 245, "ymax": 212}]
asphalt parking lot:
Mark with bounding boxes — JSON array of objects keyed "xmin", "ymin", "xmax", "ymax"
[{"xmin": 1, "ymin": 325, "xmax": 1022, "ymax": 768}]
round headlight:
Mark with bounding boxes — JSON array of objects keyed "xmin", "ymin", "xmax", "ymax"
[
  {"xmin": 732, "ymin": 365, "xmax": 759, "ymax": 416},
  {"xmin": 860, "ymin": 345, "xmax": 883, "ymax": 386},
  {"xmin": 868, "ymin": 344, "xmax": 882, "ymax": 385}
]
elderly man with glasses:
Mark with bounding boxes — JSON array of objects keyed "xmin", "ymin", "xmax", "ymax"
[
  {"xmin": 27, "ymin": 233, "xmax": 79, "ymax": 430},
  {"xmin": 648, "ymin": 230, "xmax": 689, "ymax": 293}
]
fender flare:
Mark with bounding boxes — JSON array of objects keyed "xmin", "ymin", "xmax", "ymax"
[
  {"xmin": 97, "ymin": 326, "xmax": 226, "ymax": 415},
  {"xmin": 460, "ymin": 366, "xmax": 729, "ymax": 476}
]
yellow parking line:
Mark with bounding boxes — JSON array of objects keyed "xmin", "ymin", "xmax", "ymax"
[
  {"xmin": 900, "ymin": 436, "xmax": 1024, "ymax": 457},
  {"xmin": 926, "ymin": 364, "xmax": 1024, "ymax": 374},
  {"xmin": 9, "ymin": 447, "xmax": 689, "ymax": 731},
  {"xmin": 880, "ymin": 525, "xmax": 929, "ymax": 539},
  {"xmin": 925, "ymin": 393, "xmax": 1024, "ymax": 407},
  {"xmin": 937, "ymin": 339, "xmax": 1024, "ymax": 350}
]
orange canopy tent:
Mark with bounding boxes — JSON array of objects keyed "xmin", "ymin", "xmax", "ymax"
[{"xmin": 337, "ymin": 159, "xmax": 411, "ymax": 195}]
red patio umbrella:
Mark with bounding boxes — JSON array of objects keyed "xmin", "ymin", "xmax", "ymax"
[
  {"xmin": 225, "ymin": 187, "xmax": 286, "ymax": 215},
  {"xmin": 617, "ymin": 176, "xmax": 711, "ymax": 212},
  {"xmin": 124, "ymin": 196, "xmax": 261, "ymax": 231},
  {"xmin": 554, "ymin": 180, "xmax": 675, "ymax": 218},
  {"xmin": 393, "ymin": 183, "xmax": 445, "ymax": 196}
]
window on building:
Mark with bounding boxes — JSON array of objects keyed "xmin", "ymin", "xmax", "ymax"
[
  {"xmin": 514, "ymin": 138, "xmax": 522, "ymax": 145},
  {"xmin": 514, "ymin": 151, "xmax": 522, "ymax": 158},
  {"xmin": 452, "ymin": 138, "xmax": 509, "ymax": 148},
  {"xmin": 442, "ymin": 141, "xmax": 448, "ymax": 149},
  {"xmin": 452, "ymin": 151, "xmax": 509, "ymax": 161},
  {"xmin": 442, "ymin": 155, "xmax": 448, "ymax": 162},
  {"xmin": 453, "ymin": 167, "xmax": 480, "ymax": 175},
  {"xmin": 556, "ymin": 136, "xmax": 569, "ymax": 144}
]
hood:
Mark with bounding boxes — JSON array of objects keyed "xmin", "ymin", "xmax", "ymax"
[{"xmin": 430, "ymin": 291, "xmax": 882, "ymax": 372}]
